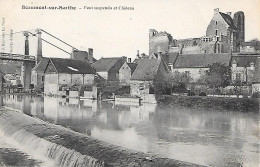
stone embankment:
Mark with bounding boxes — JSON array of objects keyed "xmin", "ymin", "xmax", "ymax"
[{"xmin": 0, "ymin": 107, "xmax": 205, "ymax": 167}]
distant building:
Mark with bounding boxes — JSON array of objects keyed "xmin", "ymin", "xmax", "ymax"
[
  {"xmin": 240, "ymin": 41, "xmax": 260, "ymax": 53},
  {"xmin": 92, "ymin": 57, "xmax": 132, "ymax": 85},
  {"xmin": 252, "ymin": 58, "xmax": 260, "ymax": 93},
  {"xmin": 44, "ymin": 58, "xmax": 96, "ymax": 95},
  {"xmin": 172, "ymin": 53, "xmax": 232, "ymax": 82},
  {"xmin": 31, "ymin": 57, "xmax": 49, "ymax": 88},
  {"xmin": 70, "ymin": 48, "xmax": 96, "ymax": 63},
  {"xmin": 0, "ymin": 70, "xmax": 4, "ymax": 92},
  {"xmin": 231, "ymin": 54, "xmax": 260, "ymax": 84},
  {"xmin": 149, "ymin": 8, "xmax": 245, "ymax": 55},
  {"xmin": 130, "ymin": 58, "xmax": 169, "ymax": 96}
]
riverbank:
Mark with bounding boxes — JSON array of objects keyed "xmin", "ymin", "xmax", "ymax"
[
  {"xmin": 156, "ymin": 95, "xmax": 259, "ymax": 112},
  {"xmin": 0, "ymin": 107, "xmax": 204, "ymax": 167}
]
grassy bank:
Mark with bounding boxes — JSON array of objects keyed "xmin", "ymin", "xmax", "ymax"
[{"xmin": 156, "ymin": 95, "xmax": 259, "ymax": 112}]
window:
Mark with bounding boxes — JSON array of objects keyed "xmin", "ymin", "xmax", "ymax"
[
  {"xmin": 185, "ymin": 71, "xmax": 190, "ymax": 78},
  {"xmin": 236, "ymin": 73, "xmax": 241, "ymax": 80},
  {"xmin": 216, "ymin": 36, "xmax": 219, "ymax": 41},
  {"xmin": 42, "ymin": 76, "xmax": 45, "ymax": 81},
  {"xmin": 215, "ymin": 29, "xmax": 218, "ymax": 36},
  {"xmin": 215, "ymin": 21, "xmax": 218, "ymax": 25},
  {"xmin": 139, "ymin": 83, "xmax": 144, "ymax": 90}
]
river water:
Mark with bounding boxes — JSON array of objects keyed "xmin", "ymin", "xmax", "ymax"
[{"xmin": 2, "ymin": 95, "xmax": 259, "ymax": 167}]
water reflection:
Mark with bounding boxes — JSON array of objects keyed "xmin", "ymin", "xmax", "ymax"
[{"xmin": 2, "ymin": 95, "xmax": 259, "ymax": 167}]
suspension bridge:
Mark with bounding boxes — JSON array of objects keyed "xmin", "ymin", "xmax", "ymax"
[{"xmin": 0, "ymin": 28, "xmax": 78, "ymax": 90}]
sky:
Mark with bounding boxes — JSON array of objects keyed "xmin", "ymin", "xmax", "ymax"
[{"xmin": 0, "ymin": 0, "xmax": 259, "ymax": 60}]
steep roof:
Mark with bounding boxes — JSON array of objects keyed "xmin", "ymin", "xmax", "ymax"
[
  {"xmin": 32, "ymin": 58, "xmax": 49, "ymax": 72},
  {"xmin": 131, "ymin": 59, "xmax": 165, "ymax": 81},
  {"xmin": 152, "ymin": 52, "xmax": 179, "ymax": 64},
  {"xmin": 49, "ymin": 58, "xmax": 96, "ymax": 74},
  {"xmin": 252, "ymin": 58, "xmax": 260, "ymax": 83},
  {"xmin": 109, "ymin": 59, "xmax": 125, "ymax": 73},
  {"xmin": 232, "ymin": 55, "xmax": 260, "ymax": 67},
  {"xmin": 219, "ymin": 12, "xmax": 237, "ymax": 30},
  {"xmin": 174, "ymin": 53, "xmax": 231, "ymax": 68},
  {"xmin": 92, "ymin": 57, "xmax": 123, "ymax": 72},
  {"xmin": 127, "ymin": 63, "xmax": 138, "ymax": 74}
]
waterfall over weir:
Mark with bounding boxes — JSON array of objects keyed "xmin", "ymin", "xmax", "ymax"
[{"xmin": 0, "ymin": 113, "xmax": 104, "ymax": 167}]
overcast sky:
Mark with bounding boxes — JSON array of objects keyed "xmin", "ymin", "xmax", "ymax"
[{"xmin": 0, "ymin": 0, "xmax": 259, "ymax": 60}]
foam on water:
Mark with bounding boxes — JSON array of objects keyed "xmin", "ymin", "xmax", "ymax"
[{"xmin": 0, "ymin": 113, "xmax": 104, "ymax": 167}]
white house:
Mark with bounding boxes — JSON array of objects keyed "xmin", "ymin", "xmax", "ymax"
[{"xmin": 44, "ymin": 58, "xmax": 96, "ymax": 96}]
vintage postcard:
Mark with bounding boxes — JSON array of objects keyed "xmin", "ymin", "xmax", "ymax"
[{"xmin": 0, "ymin": 0, "xmax": 259, "ymax": 166}]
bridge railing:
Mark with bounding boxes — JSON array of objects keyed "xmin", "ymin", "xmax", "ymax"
[{"xmin": 0, "ymin": 52, "xmax": 36, "ymax": 61}]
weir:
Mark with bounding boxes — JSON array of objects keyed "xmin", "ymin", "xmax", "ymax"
[
  {"xmin": 0, "ymin": 109, "xmax": 104, "ymax": 167},
  {"xmin": 0, "ymin": 107, "xmax": 205, "ymax": 167}
]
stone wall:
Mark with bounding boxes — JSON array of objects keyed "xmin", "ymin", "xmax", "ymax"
[
  {"xmin": 118, "ymin": 63, "xmax": 131, "ymax": 85},
  {"xmin": 130, "ymin": 80, "xmax": 151, "ymax": 96},
  {"xmin": 149, "ymin": 29, "xmax": 172, "ymax": 55},
  {"xmin": 44, "ymin": 74, "xmax": 58, "ymax": 95}
]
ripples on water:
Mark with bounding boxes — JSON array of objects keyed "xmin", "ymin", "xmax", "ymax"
[{"xmin": 2, "ymin": 95, "xmax": 260, "ymax": 167}]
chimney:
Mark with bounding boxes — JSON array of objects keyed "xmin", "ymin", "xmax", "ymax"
[
  {"xmin": 122, "ymin": 56, "xmax": 127, "ymax": 62},
  {"xmin": 226, "ymin": 12, "xmax": 232, "ymax": 16},
  {"xmin": 128, "ymin": 58, "xmax": 131, "ymax": 63},
  {"xmin": 88, "ymin": 48, "xmax": 93, "ymax": 64},
  {"xmin": 214, "ymin": 8, "xmax": 219, "ymax": 14},
  {"xmin": 24, "ymin": 31, "xmax": 29, "ymax": 55},
  {"xmin": 136, "ymin": 50, "xmax": 140, "ymax": 58}
]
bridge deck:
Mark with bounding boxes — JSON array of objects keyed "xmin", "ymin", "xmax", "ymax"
[{"xmin": 0, "ymin": 53, "xmax": 36, "ymax": 62}]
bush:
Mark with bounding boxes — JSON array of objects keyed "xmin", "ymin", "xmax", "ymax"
[{"xmin": 199, "ymin": 92, "xmax": 207, "ymax": 96}]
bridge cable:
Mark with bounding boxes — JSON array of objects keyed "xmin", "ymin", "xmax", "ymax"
[
  {"xmin": 41, "ymin": 38, "xmax": 71, "ymax": 55},
  {"xmin": 40, "ymin": 29, "xmax": 79, "ymax": 50}
]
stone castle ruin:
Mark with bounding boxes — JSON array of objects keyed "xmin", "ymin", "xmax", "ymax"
[{"xmin": 149, "ymin": 8, "xmax": 245, "ymax": 55}]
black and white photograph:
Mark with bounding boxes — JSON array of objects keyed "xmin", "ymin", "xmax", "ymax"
[{"xmin": 0, "ymin": 0, "xmax": 259, "ymax": 166}]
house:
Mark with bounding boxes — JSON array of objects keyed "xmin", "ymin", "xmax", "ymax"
[
  {"xmin": 231, "ymin": 54, "xmax": 260, "ymax": 84},
  {"xmin": 92, "ymin": 57, "xmax": 131, "ymax": 85},
  {"xmin": 130, "ymin": 58, "xmax": 169, "ymax": 96},
  {"xmin": 44, "ymin": 58, "xmax": 96, "ymax": 96},
  {"xmin": 150, "ymin": 52, "xmax": 179, "ymax": 72},
  {"xmin": 172, "ymin": 53, "xmax": 232, "ymax": 82},
  {"xmin": 31, "ymin": 57, "xmax": 49, "ymax": 88},
  {"xmin": 251, "ymin": 58, "xmax": 260, "ymax": 93}
]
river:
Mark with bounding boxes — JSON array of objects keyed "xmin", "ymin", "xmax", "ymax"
[{"xmin": 2, "ymin": 95, "xmax": 259, "ymax": 167}]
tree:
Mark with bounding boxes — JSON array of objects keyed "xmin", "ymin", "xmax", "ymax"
[
  {"xmin": 248, "ymin": 38, "xmax": 260, "ymax": 51},
  {"xmin": 232, "ymin": 79, "xmax": 244, "ymax": 98},
  {"xmin": 204, "ymin": 62, "xmax": 231, "ymax": 89},
  {"xmin": 168, "ymin": 71, "xmax": 192, "ymax": 94}
]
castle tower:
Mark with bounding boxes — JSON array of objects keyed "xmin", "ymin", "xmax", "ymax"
[
  {"xmin": 233, "ymin": 11, "xmax": 245, "ymax": 51},
  {"xmin": 149, "ymin": 29, "xmax": 158, "ymax": 56}
]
